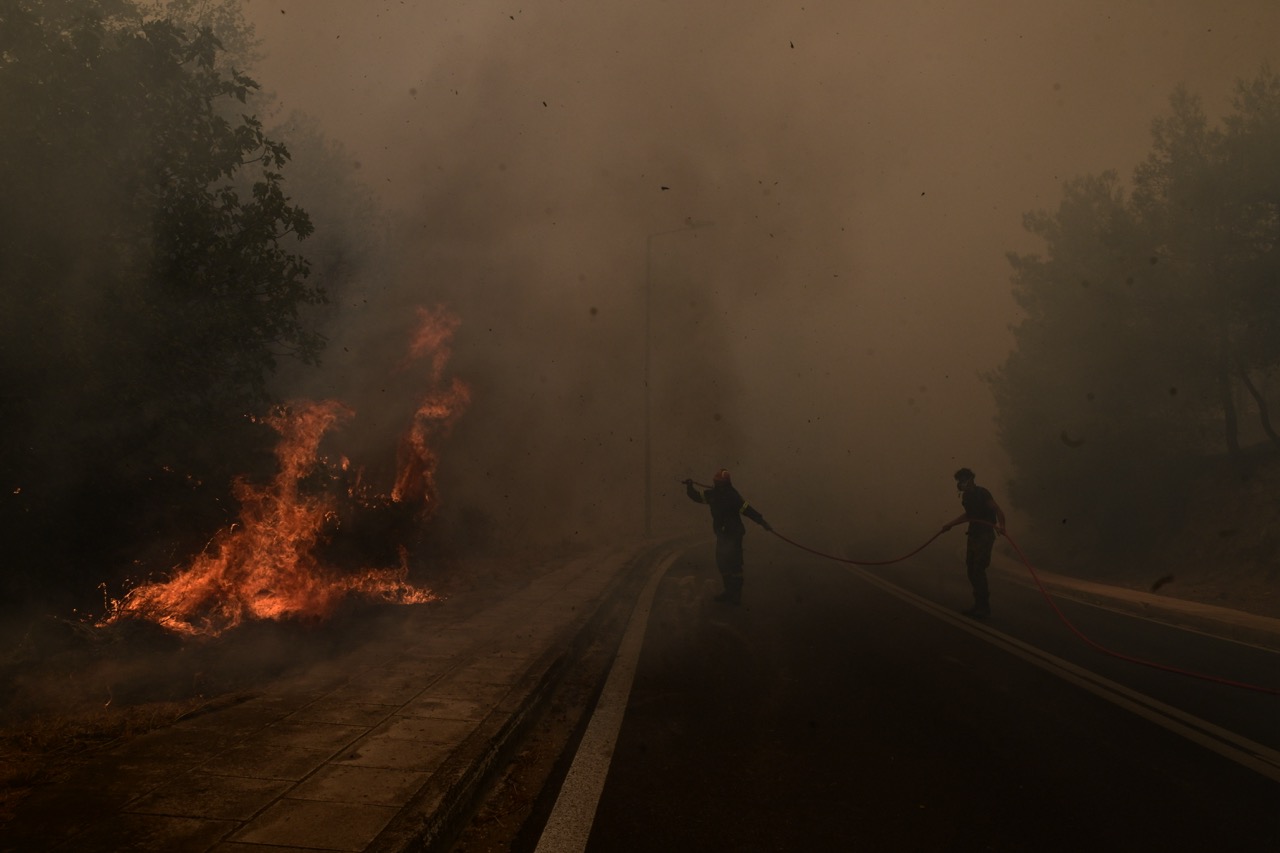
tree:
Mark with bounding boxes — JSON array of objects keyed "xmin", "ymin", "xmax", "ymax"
[
  {"xmin": 1130, "ymin": 87, "xmax": 1243, "ymax": 461},
  {"xmin": 988, "ymin": 70, "xmax": 1280, "ymax": 557},
  {"xmin": 0, "ymin": 0, "xmax": 324, "ymax": 608},
  {"xmin": 989, "ymin": 173, "xmax": 1194, "ymax": 553},
  {"xmin": 142, "ymin": 0, "xmax": 262, "ymax": 69},
  {"xmin": 1219, "ymin": 70, "xmax": 1280, "ymax": 450},
  {"xmin": 1130, "ymin": 77, "xmax": 1280, "ymax": 461}
]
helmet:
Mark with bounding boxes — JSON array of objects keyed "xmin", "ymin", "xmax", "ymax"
[{"xmin": 713, "ymin": 468, "xmax": 732, "ymax": 484}]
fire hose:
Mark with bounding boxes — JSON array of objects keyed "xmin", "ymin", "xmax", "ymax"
[{"xmin": 683, "ymin": 478, "xmax": 1276, "ymax": 695}]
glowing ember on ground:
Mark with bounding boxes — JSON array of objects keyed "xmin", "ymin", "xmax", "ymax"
[{"xmin": 101, "ymin": 306, "xmax": 469, "ymax": 637}]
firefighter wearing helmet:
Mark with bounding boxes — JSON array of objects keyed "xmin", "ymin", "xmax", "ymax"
[{"xmin": 684, "ymin": 468, "xmax": 772, "ymax": 604}]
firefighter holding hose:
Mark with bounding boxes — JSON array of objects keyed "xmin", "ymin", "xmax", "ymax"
[
  {"xmin": 941, "ymin": 467, "xmax": 1006, "ymax": 619},
  {"xmin": 684, "ymin": 468, "xmax": 772, "ymax": 605}
]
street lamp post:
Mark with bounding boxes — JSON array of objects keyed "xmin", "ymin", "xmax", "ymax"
[{"xmin": 644, "ymin": 219, "xmax": 712, "ymax": 537}]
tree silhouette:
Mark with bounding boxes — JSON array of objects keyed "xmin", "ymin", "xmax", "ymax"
[
  {"xmin": 0, "ymin": 0, "xmax": 325, "ymax": 607},
  {"xmin": 989, "ymin": 70, "xmax": 1280, "ymax": 556}
]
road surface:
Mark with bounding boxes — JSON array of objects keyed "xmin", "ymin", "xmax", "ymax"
[{"xmin": 528, "ymin": 536, "xmax": 1279, "ymax": 852}]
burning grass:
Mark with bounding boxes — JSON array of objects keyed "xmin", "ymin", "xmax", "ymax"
[
  {"xmin": 97, "ymin": 305, "xmax": 468, "ymax": 638},
  {"xmin": 98, "ymin": 400, "xmax": 443, "ymax": 637}
]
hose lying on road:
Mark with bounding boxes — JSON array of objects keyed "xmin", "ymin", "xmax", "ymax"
[{"xmin": 768, "ymin": 522, "xmax": 1279, "ymax": 697}]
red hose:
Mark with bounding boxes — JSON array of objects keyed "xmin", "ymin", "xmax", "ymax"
[{"xmin": 768, "ymin": 522, "xmax": 1279, "ymax": 696}]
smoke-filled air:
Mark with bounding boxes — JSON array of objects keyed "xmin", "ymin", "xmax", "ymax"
[{"xmin": 3, "ymin": 0, "xmax": 1280, "ymax": 641}]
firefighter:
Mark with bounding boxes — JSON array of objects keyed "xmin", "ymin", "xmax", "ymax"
[
  {"xmin": 684, "ymin": 468, "xmax": 772, "ymax": 604},
  {"xmin": 941, "ymin": 467, "xmax": 1007, "ymax": 618}
]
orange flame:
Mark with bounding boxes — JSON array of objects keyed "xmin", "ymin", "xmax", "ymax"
[
  {"xmin": 101, "ymin": 306, "xmax": 469, "ymax": 637},
  {"xmin": 394, "ymin": 306, "xmax": 471, "ymax": 505}
]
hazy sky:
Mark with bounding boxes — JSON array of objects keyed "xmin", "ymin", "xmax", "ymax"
[{"xmin": 239, "ymin": 0, "xmax": 1280, "ymax": 548}]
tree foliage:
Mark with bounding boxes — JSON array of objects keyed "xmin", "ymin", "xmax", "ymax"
[
  {"xmin": 0, "ymin": 0, "xmax": 325, "ymax": 607},
  {"xmin": 989, "ymin": 70, "xmax": 1280, "ymax": 555}
]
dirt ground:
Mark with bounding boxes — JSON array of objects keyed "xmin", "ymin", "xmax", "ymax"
[
  {"xmin": 1011, "ymin": 450, "xmax": 1280, "ymax": 622},
  {"xmin": 1128, "ymin": 562, "xmax": 1280, "ymax": 619},
  {"xmin": 1098, "ymin": 454, "xmax": 1280, "ymax": 620}
]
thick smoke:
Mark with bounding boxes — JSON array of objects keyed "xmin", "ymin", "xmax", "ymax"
[
  {"xmin": 4, "ymin": 0, "xmax": 1279, "ymax": 728},
  {"xmin": 245, "ymin": 0, "xmax": 1280, "ymax": 555}
]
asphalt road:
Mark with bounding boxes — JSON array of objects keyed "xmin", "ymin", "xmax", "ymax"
[{"xmin": 563, "ymin": 536, "xmax": 1279, "ymax": 852}]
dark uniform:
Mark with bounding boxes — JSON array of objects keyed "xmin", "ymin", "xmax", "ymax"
[
  {"xmin": 686, "ymin": 470, "xmax": 770, "ymax": 604},
  {"xmin": 944, "ymin": 467, "xmax": 1006, "ymax": 618},
  {"xmin": 961, "ymin": 483, "xmax": 998, "ymax": 615}
]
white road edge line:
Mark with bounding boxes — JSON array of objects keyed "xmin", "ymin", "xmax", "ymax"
[
  {"xmin": 533, "ymin": 551, "xmax": 681, "ymax": 853},
  {"xmin": 851, "ymin": 566, "xmax": 1280, "ymax": 783}
]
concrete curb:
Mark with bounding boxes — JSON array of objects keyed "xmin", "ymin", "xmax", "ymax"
[{"xmin": 992, "ymin": 553, "xmax": 1280, "ymax": 652}]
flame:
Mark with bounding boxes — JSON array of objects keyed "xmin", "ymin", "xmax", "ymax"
[
  {"xmin": 393, "ymin": 305, "xmax": 472, "ymax": 504},
  {"xmin": 101, "ymin": 306, "xmax": 469, "ymax": 637},
  {"xmin": 404, "ymin": 303, "xmax": 459, "ymax": 382}
]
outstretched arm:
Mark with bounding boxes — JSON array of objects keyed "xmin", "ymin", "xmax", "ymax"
[{"xmin": 741, "ymin": 502, "xmax": 772, "ymax": 531}]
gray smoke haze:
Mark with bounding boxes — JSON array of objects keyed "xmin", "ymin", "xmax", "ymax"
[{"xmin": 244, "ymin": 0, "xmax": 1280, "ymax": 554}]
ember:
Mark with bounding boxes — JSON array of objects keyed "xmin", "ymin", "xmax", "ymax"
[{"xmin": 101, "ymin": 306, "xmax": 469, "ymax": 637}]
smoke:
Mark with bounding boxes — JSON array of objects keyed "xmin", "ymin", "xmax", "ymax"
[{"xmin": 242, "ymin": 1, "xmax": 1280, "ymax": 555}]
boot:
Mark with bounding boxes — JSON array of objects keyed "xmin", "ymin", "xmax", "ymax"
[{"xmin": 715, "ymin": 575, "xmax": 743, "ymax": 605}]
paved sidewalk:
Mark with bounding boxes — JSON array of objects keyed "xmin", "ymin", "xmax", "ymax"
[{"xmin": 2, "ymin": 540, "xmax": 673, "ymax": 853}]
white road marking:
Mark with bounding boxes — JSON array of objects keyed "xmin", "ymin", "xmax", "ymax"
[
  {"xmin": 533, "ymin": 551, "xmax": 680, "ymax": 853},
  {"xmin": 851, "ymin": 566, "xmax": 1280, "ymax": 783}
]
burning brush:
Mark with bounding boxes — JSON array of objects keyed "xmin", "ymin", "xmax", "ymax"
[{"xmin": 100, "ymin": 306, "xmax": 470, "ymax": 637}]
